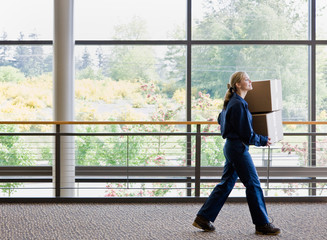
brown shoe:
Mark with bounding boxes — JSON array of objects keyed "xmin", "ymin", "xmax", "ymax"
[
  {"xmin": 255, "ymin": 223, "xmax": 281, "ymax": 235},
  {"xmin": 192, "ymin": 215, "xmax": 215, "ymax": 232}
]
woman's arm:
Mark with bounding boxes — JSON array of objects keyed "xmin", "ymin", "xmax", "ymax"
[{"xmin": 230, "ymin": 103, "xmax": 268, "ymax": 146}]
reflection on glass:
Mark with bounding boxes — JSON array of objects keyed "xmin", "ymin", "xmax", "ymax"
[
  {"xmin": 191, "ymin": 45, "xmax": 308, "ymax": 121},
  {"xmin": 192, "ymin": 0, "xmax": 308, "ymax": 40},
  {"xmin": 0, "ymin": 0, "xmax": 53, "ymax": 40},
  {"xmin": 75, "ymin": 45, "xmax": 186, "ymax": 121},
  {"xmin": 75, "ymin": 0, "xmax": 186, "ymax": 40}
]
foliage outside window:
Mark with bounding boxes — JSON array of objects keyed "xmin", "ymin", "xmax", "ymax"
[{"xmin": 0, "ymin": 0, "xmax": 327, "ymax": 197}]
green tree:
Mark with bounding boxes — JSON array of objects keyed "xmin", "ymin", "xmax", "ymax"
[
  {"xmin": 0, "ymin": 125, "xmax": 33, "ymax": 196},
  {"xmin": 165, "ymin": 0, "xmax": 308, "ymax": 121},
  {"xmin": 192, "ymin": 0, "xmax": 307, "ymax": 97},
  {"xmin": 103, "ymin": 16, "xmax": 158, "ymax": 81}
]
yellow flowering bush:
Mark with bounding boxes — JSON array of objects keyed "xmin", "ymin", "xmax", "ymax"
[
  {"xmin": 76, "ymin": 79, "xmax": 142, "ymax": 104},
  {"xmin": 172, "ymin": 88, "xmax": 185, "ymax": 105}
]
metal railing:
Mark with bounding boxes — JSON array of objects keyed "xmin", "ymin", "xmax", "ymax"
[{"xmin": 0, "ymin": 121, "xmax": 327, "ymax": 200}]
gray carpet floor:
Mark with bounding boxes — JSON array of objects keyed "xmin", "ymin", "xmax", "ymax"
[{"xmin": 0, "ymin": 202, "xmax": 326, "ymax": 240}]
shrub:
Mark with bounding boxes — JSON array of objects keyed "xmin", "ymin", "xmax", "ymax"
[{"xmin": 0, "ymin": 66, "xmax": 25, "ymax": 82}]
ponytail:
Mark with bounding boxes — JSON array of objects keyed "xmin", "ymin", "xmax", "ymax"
[
  {"xmin": 223, "ymin": 87, "xmax": 235, "ymax": 109},
  {"xmin": 222, "ymin": 71, "xmax": 246, "ymax": 109}
]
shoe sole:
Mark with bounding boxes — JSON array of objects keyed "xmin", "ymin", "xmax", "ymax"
[
  {"xmin": 192, "ymin": 222, "xmax": 215, "ymax": 232},
  {"xmin": 255, "ymin": 230, "xmax": 281, "ymax": 235}
]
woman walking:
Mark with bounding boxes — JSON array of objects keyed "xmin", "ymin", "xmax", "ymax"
[{"xmin": 192, "ymin": 71, "xmax": 280, "ymax": 235}]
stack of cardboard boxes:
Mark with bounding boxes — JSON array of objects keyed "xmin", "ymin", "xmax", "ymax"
[{"xmin": 244, "ymin": 79, "xmax": 283, "ymax": 143}]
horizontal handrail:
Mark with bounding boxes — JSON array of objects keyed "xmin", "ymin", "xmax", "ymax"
[
  {"xmin": 0, "ymin": 121, "xmax": 326, "ymax": 125},
  {"xmin": 0, "ymin": 120, "xmax": 326, "ymax": 198}
]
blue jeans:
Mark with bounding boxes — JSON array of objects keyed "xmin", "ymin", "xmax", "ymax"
[{"xmin": 197, "ymin": 139, "xmax": 269, "ymax": 225}]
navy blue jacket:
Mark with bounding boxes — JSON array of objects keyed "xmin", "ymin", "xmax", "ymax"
[{"xmin": 218, "ymin": 93, "xmax": 268, "ymax": 146}]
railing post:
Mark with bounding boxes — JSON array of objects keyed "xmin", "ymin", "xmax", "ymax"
[
  {"xmin": 186, "ymin": 0, "xmax": 192, "ymax": 197},
  {"xmin": 126, "ymin": 135, "xmax": 129, "ymax": 189},
  {"xmin": 308, "ymin": 0, "xmax": 316, "ymax": 196},
  {"xmin": 195, "ymin": 124, "xmax": 201, "ymax": 197},
  {"xmin": 267, "ymin": 146, "xmax": 271, "ymax": 190},
  {"xmin": 186, "ymin": 126, "xmax": 192, "ymax": 196},
  {"xmin": 55, "ymin": 124, "xmax": 61, "ymax": 197}
]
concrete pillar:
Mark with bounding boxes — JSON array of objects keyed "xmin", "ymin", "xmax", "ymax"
[{"xmin": 53, "ymin": 0, "xmax": 75, "ymax": 197}]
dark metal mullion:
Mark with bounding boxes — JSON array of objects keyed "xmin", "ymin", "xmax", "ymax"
[
  {"xmin": 186, "ymin": 0, "xmax": 192, "ymax": 197},
  {"xmin": 0, "ymin": 132, "xmax": 324, "ymax": 137},
  {"xmin": 58, "ymin": 132, "xmax": 197, "ymax": 136},
  {"xmin": 191, "ymin": 40, "xmax": 314, "ymax": 45},
  {"xmin": 3, "ymin": 40, "xmax": 327, "ymax": 46},
  {"xmin": 195, "ymin": 125, "xmax": 201, "ymax": 197},
  {"xmin": 55, "ymin": 124, "xmax": 61, "ymax": 197},
  {"xmin": 75, "ymin": 40, "xmax": 327, "ymax": 45},
  {"xmin": 76, "ymin": 40, "xmax": 187, "ymax": 45},
  {"xmin": 309, "ymin": 0, "xmax": 317, "ymax": 196},
  {"xmin": 0, "ymin": 133, "xmax": 55, "ymax": 136},
  {"xmin": 0, "ymin": 40, "xmax": 52, "ymax": 45}
]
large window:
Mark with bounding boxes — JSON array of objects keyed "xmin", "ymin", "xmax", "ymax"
[{"xmin": 0, "ymin": 0, "xmax": 327, "ymax": 198}]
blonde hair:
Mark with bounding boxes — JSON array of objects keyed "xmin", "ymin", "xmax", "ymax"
[{"xmin": 223, "ymin": 71, "xmax": 247, "ymax": 109}]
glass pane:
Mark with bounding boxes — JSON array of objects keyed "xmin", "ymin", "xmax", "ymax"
[
  {"xmin": 191, "ymin": 45, "xmax": 308, "ymax": 121},
  {"xmin": 0, "ymin": 183, "xmax": 53, "ymax": 197},
  {"xmin": 266, "ymin": 183, "xmax": 310, "ymax": 197},
  {"xmin": 201, "ymin": 134, "xmax": 225, "ymax": 167},
  {"xmin": 316, "ymin": 45, "xmax": 327, "ymax": 127},
  {"xmin": 316, "ymin": 136, "xmax": 327, "ymax": 167},
  {"xmin": 0, "ymin": 45, "xmax": 53, "ymax": 121},
  {"xmin": 76, "ymin": 182, "xmax": 188, "ymax": 197},
  {"xmin": 0, "ymin": 0, "xmax": 53, "ymax": 40},
  {"xmin": 193, "ymin": 0, "xmax": 309, "ymax": 40},
  {"xmin": 274, "ymin": 136, "xmax": 309, "ymax": 167},
  {"xmin": 316, "ymin": 45, "xmax": 327, "ymax": 150},
  {"xmin": 317, "ymin": 1, "xmax": 327, "ymax": 40},
  {"xmin": 75, "ymin": 0, "xmax": 186, "ymax": 40},
  {"xmin": 75, "ymin": 45, "xmax": 186, "ymax": 121},
  {"xmin": 75, "ymin": 124, "xmax": 188, "ymax": 167}
]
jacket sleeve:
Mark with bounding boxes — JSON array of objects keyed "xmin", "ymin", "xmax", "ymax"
[{"xmin": 230, "ymin": 103, "xmax": 268, "ymax": 146}]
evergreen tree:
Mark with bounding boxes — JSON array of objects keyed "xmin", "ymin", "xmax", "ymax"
[
  {"xmin": 80, "ymin": 47, "xmax": 92, "ymax": 70},
  {"xmin": 28, "ymin": 33, "xmax": 44, "ymax": 76},
  {"xmin": 0, "ymin": 32, "xmax": 10, "ymax": 66},
  {"xmin": 13, "ymin": 32, "xmax": 31, "ymax": 76},
  {"xmin": 13, "ymin": 32, "xmax": 45, "ymax": 77},
  {"xmin": 96, "ymin": 47, "xmax": 105, "ymax": 69}
]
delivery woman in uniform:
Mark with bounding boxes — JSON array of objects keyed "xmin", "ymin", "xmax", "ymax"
[{"xmin": 192, "ymin": 71, "xmax": 280, "ymax": 235}]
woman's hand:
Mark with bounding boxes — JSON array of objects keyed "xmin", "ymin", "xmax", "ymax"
[{"xmin": 266, "ymin": 137, "xmax": 272, "ymax": 147}]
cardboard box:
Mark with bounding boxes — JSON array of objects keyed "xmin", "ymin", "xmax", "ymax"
[
  {"xmin": 245, "ymin": 79, "xmax": 282, "ymax": 113},
  {"xmin": 252, "ymin": 110, "xmax": 283, "ymax": 143}
]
